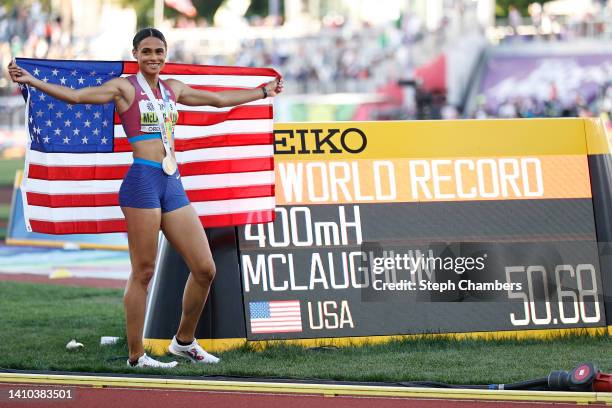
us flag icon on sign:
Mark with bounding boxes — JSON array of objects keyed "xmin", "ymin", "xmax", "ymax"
[{"xmin": 249, "ymin": 300, "xmax": 303, "ymax": 334}]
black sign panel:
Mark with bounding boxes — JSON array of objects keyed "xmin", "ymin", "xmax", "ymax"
[{"xmin": 238, "ymin": 202, "xmax": 607, "ymax": 340}]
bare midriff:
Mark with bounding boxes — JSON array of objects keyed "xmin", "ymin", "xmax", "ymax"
[{"xmin": 131, "ymin": 138, "xmax": 175, "ymax": 164}]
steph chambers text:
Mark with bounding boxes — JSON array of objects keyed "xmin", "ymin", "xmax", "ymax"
[{"xmin": 372, "ymin": 279, "xmax": 522, "ymax": 292}]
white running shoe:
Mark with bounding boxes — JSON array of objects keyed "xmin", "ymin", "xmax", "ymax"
[
  {"xmin": 127, "ymin": 353, "xmax": 178, "ymax": 368},
  {"xmin": 168, "ymin": 336, "xmax": 220, "ymax": 364}
]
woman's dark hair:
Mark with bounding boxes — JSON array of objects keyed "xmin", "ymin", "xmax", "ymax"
[{"xmin": 132, "ymin": 27, "xmax": 167, "ymax": 50}]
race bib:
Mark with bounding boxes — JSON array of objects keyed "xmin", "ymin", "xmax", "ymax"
[{"xmin": 138, "ymin": 99, "xmax": 177, "ymax": 133}]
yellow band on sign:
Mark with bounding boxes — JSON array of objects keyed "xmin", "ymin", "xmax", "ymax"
[
  {"xmin": 273, "ymin": 119, "xmax": 601, "ymax": 161},
  {"xmin": 275, "ymin": 155, "xmax": 591, "ymax": 205},
  {"xmin": 584, "ymin": 117, "xmax": 612, "ymax": 154},
  {"xmin": 274, "ymin": 118, "xmax": 610, "ymax": 161},
  {"xmin": 272, "ymin": 119, "xmax": 611, "ymax": 205}
]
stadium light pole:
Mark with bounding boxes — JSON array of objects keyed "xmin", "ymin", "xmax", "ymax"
[{"xmin": 154, "ymin": 0, "xmax": 164, "ymax": 27}]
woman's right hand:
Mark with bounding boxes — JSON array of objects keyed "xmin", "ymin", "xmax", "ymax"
[{"xmin": 7, "ymin": 59, "xmax": 34, "ymax": 85}]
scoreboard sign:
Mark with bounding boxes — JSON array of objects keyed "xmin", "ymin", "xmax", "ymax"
[
  {"xmin": 143, "ymin": 118, "xmax": 611, "ymax": 353},
  {"xmin": 238, "ymin": 119, "xmax": 611, "ymax": 341}
]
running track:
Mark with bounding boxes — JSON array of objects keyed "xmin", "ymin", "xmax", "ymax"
[{"xmin": 0, "ymin": 381, "xmax": 608, "ymax": 408}]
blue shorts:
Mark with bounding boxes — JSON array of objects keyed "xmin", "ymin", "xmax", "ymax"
[{"xmin": 118, "ymin": 158, "xmax": 190, "ymax": 213}]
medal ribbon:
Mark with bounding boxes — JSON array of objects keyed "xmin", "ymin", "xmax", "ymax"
[{"xmin": 136, "ymin": 72, "xmax": 174, "ymax": 161}]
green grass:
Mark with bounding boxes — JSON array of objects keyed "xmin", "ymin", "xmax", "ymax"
[
  {"xmin": 0, "ymin": 204, "xmax": 10, "ymax": 219},
  {"xmin": 0, "ymin": 158, "xmax": 22, "ymax": 186},
  {"xmin": 0, "ymin": 281, "xmax": 610, "ymax": 384},
  {"xmin": 0, "ymin": 203, "xmax": 9, "ymax": 239}
]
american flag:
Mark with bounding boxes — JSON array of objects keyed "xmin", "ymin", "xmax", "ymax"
[
  {"xmin": 16, "ymin": 58, "xmax": 277, "ymax": 234},
  {"xmin": 249, "ymin": 300, "xmax": 303, "ymax": 334}
]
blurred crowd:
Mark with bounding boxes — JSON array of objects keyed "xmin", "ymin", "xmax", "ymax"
[
  {"xmin": 471, "ymin": 82, "xmax": 612, "ymax": 120},
  {"xmin": 237, "ymin": 25, "xmax": 414, "ymax": 95},
  {"xmin": 503, "ymin": 1, "xmax": 612, "ymax": 41},
  {"xmin": 169, "ymin": 4, "xmax": 476, "ymax": 121},
  {"xmin": 1, "ymin": 1, "xmax": 612, "ymax": 125},
  {"xmin": 173, "ymin": 15, "xmax": 433, "ymax": 96},
  {"xmin": 0, "ymin": 3, "xmax": 74, "ymax": 76}
]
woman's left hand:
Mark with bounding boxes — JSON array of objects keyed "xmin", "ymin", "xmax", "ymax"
[{"xmin": 264, "ymin": 77, "xmax": 284, "ymax": 97}]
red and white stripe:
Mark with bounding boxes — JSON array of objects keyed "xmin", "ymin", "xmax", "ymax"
[
  {"xmin": 23, "ymin": 62, "xmax": 278, "ymax": 234},
  {"xmin": 250, "ymin": 300, "xmax": 303, "ymax": 334}
]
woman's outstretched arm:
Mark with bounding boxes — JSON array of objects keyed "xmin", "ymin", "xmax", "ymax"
[
  {"xmin": 7, "ymin": 59, "xmax": 126, "ymax": 105},
  {"xmin": 168, "ymin": 77, "xmax": 283, "ymax": 108}
]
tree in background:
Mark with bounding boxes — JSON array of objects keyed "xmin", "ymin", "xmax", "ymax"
[
  {"xmin": 119, "ymin": 0, "xmax": 280, "ymax": 27},
  {"xmin": 246, "ymin": 0, "xmax": 284, "ymax": 19},
  {"xmin": 1, "ymin": 0, "xmax": 52, "ymax": 10},
  {"xmin": 495, "ymin": 0, "xmax": 553, "ymax": 18},
  {"xmin": 9, "ymin": 0, "xmax": 281, "ymax": 28},
  {"xmin": 120, "ymin": 0, "xmax": 224, "ymax": 27}
]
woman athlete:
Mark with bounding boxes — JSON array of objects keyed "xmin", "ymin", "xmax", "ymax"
[{"xmin": 8, "ymin": 28, "xmax": 283, "ymax": 368}]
